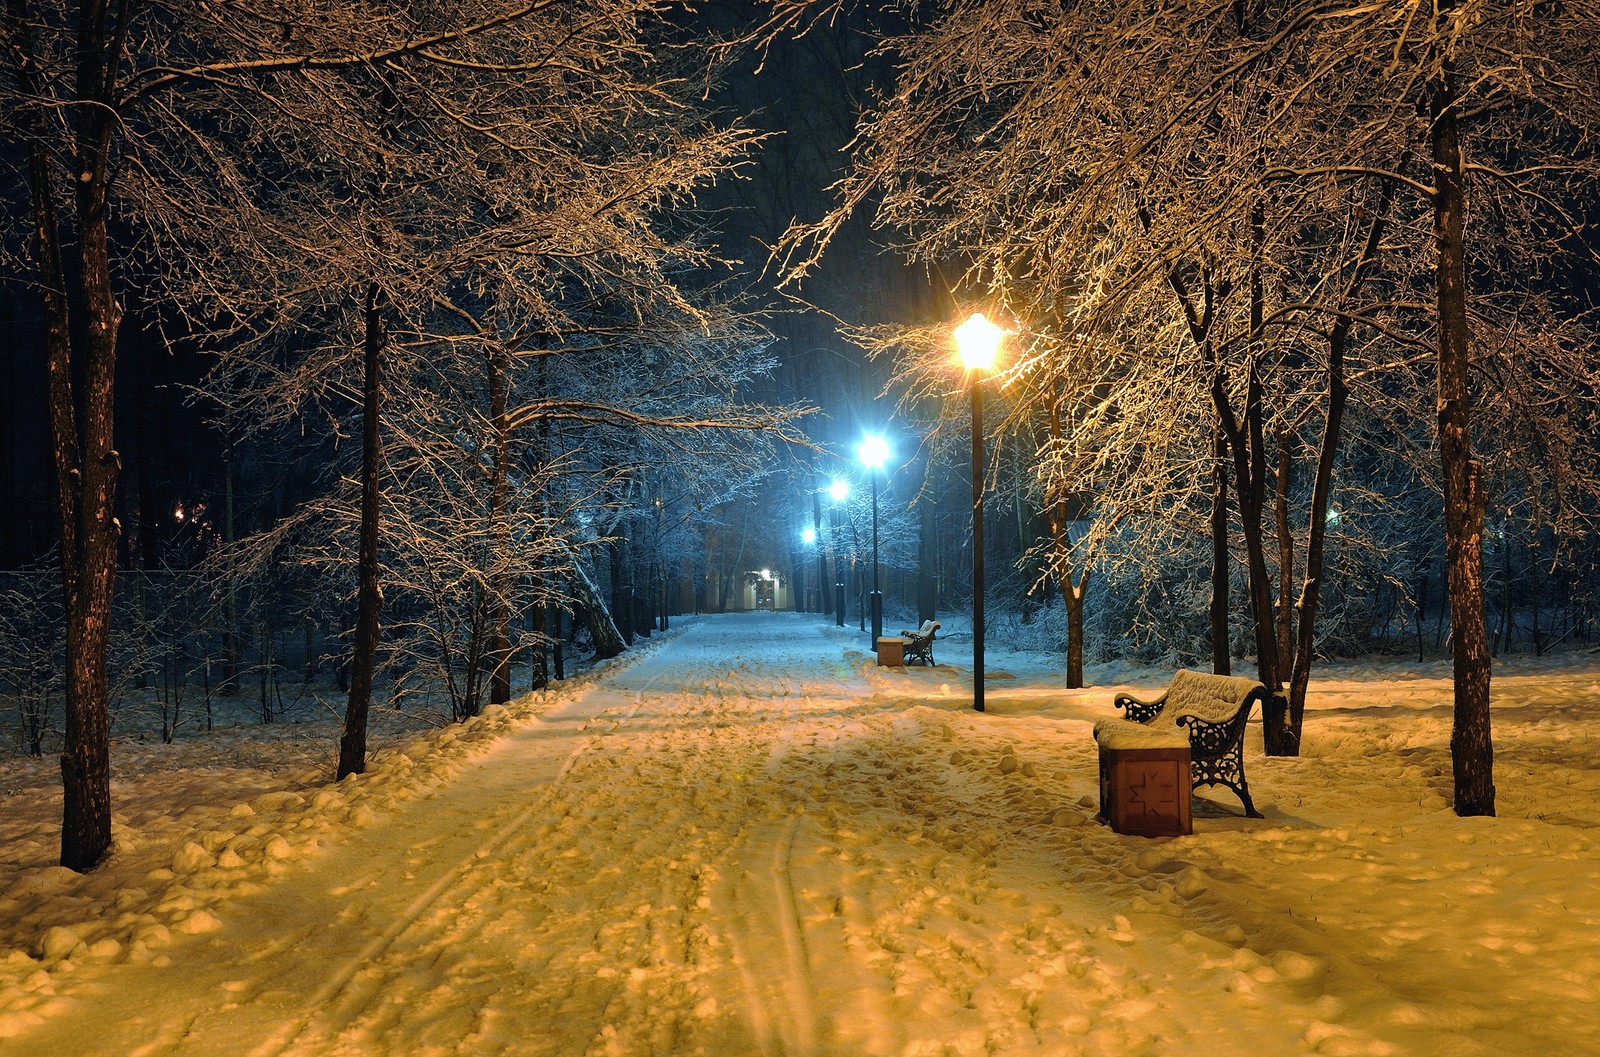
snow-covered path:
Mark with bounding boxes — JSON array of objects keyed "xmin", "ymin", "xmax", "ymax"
[{"xmin": 6, "ymin": 612, "xmax": 1600, "ymax": 1057}]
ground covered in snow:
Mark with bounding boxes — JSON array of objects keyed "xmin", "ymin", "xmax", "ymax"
[{"xmin": 2, "ymin": 612, "xmax": 1598, "ymax": 1057}]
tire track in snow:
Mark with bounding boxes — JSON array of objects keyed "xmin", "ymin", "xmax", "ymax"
[{"xmin": 717, "ymin": 812, "xmax": 818, "ymax": 1057}]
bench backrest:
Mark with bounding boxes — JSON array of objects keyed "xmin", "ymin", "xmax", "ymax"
[
  {"xmin": 912, "ymin": 620, "xmax": 938, "ymax": 640},
  {"xmin": 1164, "ymin": 669, "xmax": 1265, "ymax": 725}
]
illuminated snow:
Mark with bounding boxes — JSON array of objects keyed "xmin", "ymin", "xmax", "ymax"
[{"xmin": 2, "ymin": 612, "xmax": 1597, "ymax": 1056}]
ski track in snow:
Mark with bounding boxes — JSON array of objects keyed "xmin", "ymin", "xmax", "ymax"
[{"xmin": 3, "ymin": 612, "xmax": 1600, "ymax": 1057}]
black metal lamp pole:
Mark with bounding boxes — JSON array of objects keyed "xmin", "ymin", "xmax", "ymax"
[
  {"xmin": 971, "ymin": 377, "xmax": 985, "ymax": 713},
  {"xmin": 870, "ymin": 467, "xmax": 882, "ymax": 650},
  {"xmin": 955, "ymin": 311, "xmax": 1002, "ymax": 715}
]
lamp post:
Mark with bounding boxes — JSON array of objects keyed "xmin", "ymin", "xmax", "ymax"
[
  {"xmin": 858, "ymin": 434, "xmax": 889, "ymax": 651},
  {"xmin": 829, "ymin": 478, "xmax": 849, "ymax": 627},
  {"xmin": 954, "ymin": 311, "xmax": 1004, "ymax": 713}
]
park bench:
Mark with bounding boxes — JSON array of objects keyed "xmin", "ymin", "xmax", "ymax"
[
  {"xmin": 900, "ymin": 620, "xmax": 940, "ymax": 666},
  {"xmin": 1093, "ymin": 669, "xmax": 1266, "ymax": 821}
]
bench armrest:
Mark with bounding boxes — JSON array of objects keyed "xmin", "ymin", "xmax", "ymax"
[
  {"xmin": 1114, "ymin": 690, "xmax": 1168, "ymax": 724},
  {"xmin": 1175, "ymin": 709, "xmax": 1249, "ymax": 756}
]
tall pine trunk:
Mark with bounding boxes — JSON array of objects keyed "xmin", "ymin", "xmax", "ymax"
[{"xmin": 1429, "ymin": 27, "xmax": 1495, "ymax": 816}]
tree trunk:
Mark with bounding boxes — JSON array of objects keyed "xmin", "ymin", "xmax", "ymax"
[
  {"xmin": 717, "ymin": 516, "xmax": 748, "ymax": 612},
  {"xmin": 1012, "ymin": 435, "xmax": 1030, "ymax": 564},
  {"xmin": 1531, "ymin": 520, "xmax": 1542, "ymax": 656},
  {"xmin": 304, "ymin": 615, "xmax": 317, "ymax": 684},
  {"xmin": 635, "ymin": 566, "xmax": 652, "ymax": 638},
  {"xmin": 791, "ymin": 542, "xmax": 806, "ymax": 612},
  {"xmin": 486, "ymin": 342, "xmax": 511, "ymax": 707},
  {"xmin": 550, "ymin": 596, "xmax": 565, "ymax": 681},
  {"xmin": 1211, "ymin": 428, "xmax": 1231, "ymax": 675},
  {"xmin": 338, "ymin": 282, "xmax": 384, "ymax": 780},
  {"xmin": 221, "ymin": 452, "xmax": 239, "ymax": 694},
  {"xmin": 530, "ymin": 578, "xmax": 549, "ymax": 690},
  {"xmin": 610, "ymin": 532, "xmax": 634, "ymax": 644},
  {"xmin": 1286, "ymin": 349, "xmax": 1345, "ymax": 756},
  {"xmin": 1286, "ymin": 169, "xmax": 1394, "ymax": 755},
  {"xmin": 13, "ymin": 0, "xmax": 126, "ymax": 871},
  {"xmin": 1415, "ymin": 562, "xmax": 1428, "ymax": 663},
  {"xmin": 1429, "ymin": 33, "xmax": 1495, "ymax": 815},
  {"xmin": 1496, "ymin": 526, "xmax": 1511, "ymax": 655},
  {"xmin": 570, "ymin": 556, "xmax": 626, "ymax": 659},
  {"xmin": 529, "ymin": 360, "xmax": 551, "ymax": 690},
  {"xmin": 1046, "ymin": 400, "xmax": 1088, "ymax": 688},
  {"xmin": 1240, "ymin": 200, "xmax": 1284, "ymax": 731},
  {"xmin": 1217, "ymin": 357, "xmax": 1286, "ymax": 751},
  {"xmin": 1274, "ymin": 443, "xmax": 1294, "ymax": 678}
]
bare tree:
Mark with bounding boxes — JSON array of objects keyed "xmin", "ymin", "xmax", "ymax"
[
  {"xmin": 779, "ymin": 0, "xmax": 1600, "ymax": 816},
  {"xmin": 1, "ymin": 0, "xmax": 799, "ymax": 867}
]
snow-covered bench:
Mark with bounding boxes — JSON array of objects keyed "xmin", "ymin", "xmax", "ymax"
[
  {"xmin": 1093, "ymin": 669, "xmax": 1266, "ymax": 818},
  {"xmin": 900, "ymin": 620, "xmax": 939, "ymax": 666}
]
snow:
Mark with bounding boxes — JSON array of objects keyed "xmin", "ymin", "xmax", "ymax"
[
  {"xmin": 3, "ymin": 611, "xmax": 1599, "ymax": 1057},
  {"xmin": 1091, "ymin": 717, "xmax": 1190, "ymax": 749}
]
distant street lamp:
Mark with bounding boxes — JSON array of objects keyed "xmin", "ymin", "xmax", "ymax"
[
  {"xmin": 830, "ymin": 478, "xmax": 850, "ymax": 627},
  {"xmin": 954, "ymin": 311, "xmax": 1005, "ymax": 713},
  {"xmin": 857, "ymin": 433, "xmax": 890, "ymax": 651}
]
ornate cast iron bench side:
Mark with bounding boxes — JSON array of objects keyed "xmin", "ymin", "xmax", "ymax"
[
  {"xmin": 900, "ymin": 620, "xmax": 940, "ymax": 666},
  {"xmin": 1111, "ymin": 670, "xmax": 1266, "ymax": 818}
]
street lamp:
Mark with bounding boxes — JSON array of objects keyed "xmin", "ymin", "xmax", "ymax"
[
  {"xmin": 857, "ymin": 433, "xmax": 890, "ymax": 651},
  {"xmin": 954, "ymin": 311, "xmax": 1005, "ymax": 713},
  {"xmin": 829, "ymin": 478, "xmax": 850, "ymax": 627}
]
